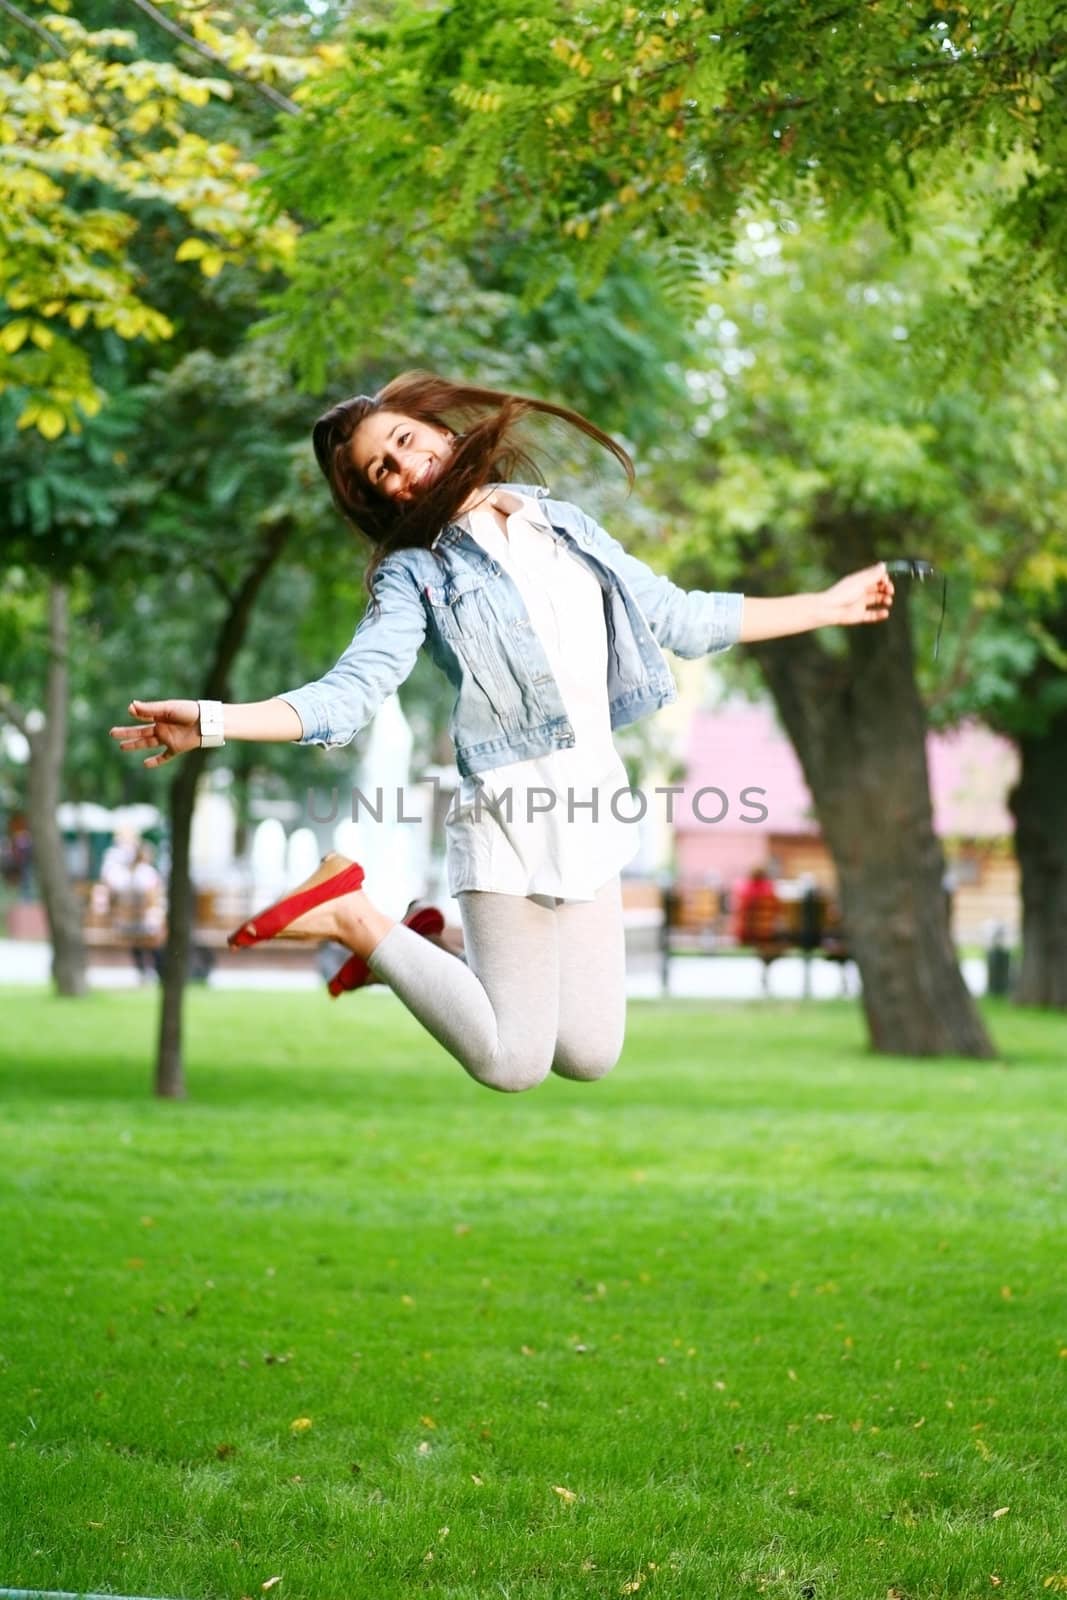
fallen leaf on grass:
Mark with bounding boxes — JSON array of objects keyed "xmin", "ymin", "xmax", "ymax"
[
  {"xmin": 1043, "ymin": 1578, "xmax": 1067, "ymax": 1591},
  {"xmin": 262, "ymin": 1578, "xmax": 282, "ymax": 1591},
  {"xmin": 289, "ymin": 1417, "xmax": 312, "ymax": 1433},
  {"xmin": 622, "ymin": 1572, "xmax": 654, "ymax": 1595},
  {"xmin": 992, "ymin": 1506, "xmax": 1010, "ymax": 1519},
  {"xmin": 552, "ymin": 1484, "xmax": 577, "ymax": 1503}
]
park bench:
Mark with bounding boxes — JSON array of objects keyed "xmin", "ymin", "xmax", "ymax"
[
  {"xmin": 79, "ymin": 884, "xmax": 260, "ymax": 978},
  {"xmin": 659, "ymin": 881, "xmax": 853, "ymax": 996}
]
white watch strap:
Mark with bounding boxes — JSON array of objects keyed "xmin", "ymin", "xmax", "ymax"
[{"xmin": 198, "ymin": 699, "xmax": 225, "ymax": 748}]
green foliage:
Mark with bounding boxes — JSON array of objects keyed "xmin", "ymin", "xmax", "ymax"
[
  {"xmin": 0, "ymin": 381, "xmax": 140, "ymax": 572},
  {"xmin": 266, "ymin": 0, "xmax": 1066, "ymax": 362},
  {"xmin": 605, "ymin": 197, "xmax": 1067, "ymax": 726},
  {"xmin": 0, "ymin": 0, "xmax": 308, "ymax": 431},
  {"xmin": 0, "ymin": 565, "xmax": 48, "ymax": 686}
]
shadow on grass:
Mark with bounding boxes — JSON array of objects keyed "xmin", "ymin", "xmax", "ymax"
[
  {"xmin": 0, "ymin": 990, "xmax": 1055, "ymax": 1123},
  {"xmin": 0, "ymin": 987, "xmax": 450, "ymax": 1112}
]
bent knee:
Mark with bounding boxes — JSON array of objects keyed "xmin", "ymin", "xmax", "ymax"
[
  {"xmin": 551, "ymin": 1038, "xmax": 623, "ymax": 1083},
  {"xmin": 471, "ymin": 1047, "xmax": 553, "ymax": 1094}
]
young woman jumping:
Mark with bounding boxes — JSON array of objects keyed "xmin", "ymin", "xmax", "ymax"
[{"xmin": 110, "ymin": 373, "xmax": 894, "ymax": 1093}]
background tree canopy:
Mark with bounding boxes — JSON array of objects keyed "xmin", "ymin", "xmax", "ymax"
[
  {"xmin": 0, "ymin": 0, "xmax": 310, "ymax": 432},
  {"xmin": 266, "ymin": 0, "xmax": 1066, "ymax": 377}
]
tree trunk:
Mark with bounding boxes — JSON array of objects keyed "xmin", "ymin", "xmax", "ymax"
[
  {"xmin": 1009, "ymin": 713, "xmax": 1067, "ymax": 1008},
  {"xmin": 154, "ymin": 747, "xmax": 204, "ymax": 1098},
  {"xmin": 231, "ymin": 749, "xmax": 253, "ymax": 860},
  {"xmin": 751, "ymin": 591, "xmax": 996, "ymax": 1058},
  {"xmin": 20, "ymin": 583, "xmax": 88, "ymax": 996},
  {"xmin": 154, "ymin": 519, "xmax": 293, "ymax": 1099}
]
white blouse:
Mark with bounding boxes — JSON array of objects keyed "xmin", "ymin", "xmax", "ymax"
[{"xmin": 444, "ymin": 491, "xmax": 640, "ymax": 901}]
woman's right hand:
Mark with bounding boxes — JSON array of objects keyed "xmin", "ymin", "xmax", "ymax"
[{"xmin": 109, "ymin": 700, "xmax": 202, "ymax": 768}]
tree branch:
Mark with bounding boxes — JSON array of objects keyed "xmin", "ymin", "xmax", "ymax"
[
  {"xmin": 926, "ymin": 528, "xmax": 1051, "ymax": 714},
  {"xmin": 0, "ymin": 688, "xmax": 32, "ymax": 739},
  {"xmin": 0, "ymin": 0, "xmax": 68, "ymax": 57},
  {"xmin": 0, "ymin": 0, "xmax": 154, "ymax": 162},
  {"xmin": 202, "ymin": 559, "xmax": 236, "ymax": 606},
  {"xmin": 199, "ymin": 515, "xmax": 294, "ymax": 701},
  {"xmin": 119, "ymin": 0, "xmax": 301, "ymax": 117}
]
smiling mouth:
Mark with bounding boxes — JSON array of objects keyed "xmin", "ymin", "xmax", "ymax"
[{"xmin": 414, "ymin": 457, "xmax": 441, "ymax": 492}]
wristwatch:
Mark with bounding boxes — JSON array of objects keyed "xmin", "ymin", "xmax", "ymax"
[{"xmin": 198, "ymin": 699, "xmax": 226, "ymax": 749}]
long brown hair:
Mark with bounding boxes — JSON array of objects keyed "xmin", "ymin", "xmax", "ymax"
[{"xmin": 312, "ymin": 371, "xmax": 634, "ymax": 590}]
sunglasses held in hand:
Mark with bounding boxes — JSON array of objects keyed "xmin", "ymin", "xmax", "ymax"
[{"xmin": 883, "ymin": 559, "xmax": 947, "ymax": 661}]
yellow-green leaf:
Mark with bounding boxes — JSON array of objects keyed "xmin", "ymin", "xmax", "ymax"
[
  {"xmin": 36, "ymin": 406, "xmax": 67, "ymax": 439},
  {"xmin": 175, "ymin": 237, "xmax": 209, "ymax": 262},
  {"xmin": 1, "ymin": 320, "xmax": 30, "ymax": 354}
]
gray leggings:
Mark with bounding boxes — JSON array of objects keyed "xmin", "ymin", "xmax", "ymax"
[{"xmin": 367, "ymin": 875, "xmax": 626, "ymax": 1092}]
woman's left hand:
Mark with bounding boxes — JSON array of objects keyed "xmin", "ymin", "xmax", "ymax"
[{"xmin": 821, "ymin": 563, "xmax": 895, "ymax": 627}]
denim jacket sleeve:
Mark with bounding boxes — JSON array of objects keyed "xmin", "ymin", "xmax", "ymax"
[
  {"xmin": 576, "ymin": 507, "xmax": 744, "ymax": 660},
  {"xmin": 277, "ymin": 558, "xmax": 427, "ymax": 748}
]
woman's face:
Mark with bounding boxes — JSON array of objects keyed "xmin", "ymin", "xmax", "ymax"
[{"xmin": 350, "ymin": 410, "xmax": 454, "ymax": 503}]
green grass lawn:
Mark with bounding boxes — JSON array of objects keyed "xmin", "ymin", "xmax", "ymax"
[{"xmin": 0, "ymin": 987, "xmax": 1063, "ymax": 1600}]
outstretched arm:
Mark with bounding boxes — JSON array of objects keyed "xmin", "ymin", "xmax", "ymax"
[
  {"xmin": 739, "ymin": 563, "xmax": 894, "ymax": 643},
  {"xmin": 110, "ymin": 698, "xmax": 303, "ymax": 769},
  {"xmin": 110, "ymin": 559, "xmax": 427, "ymax": 769},
  {"xmin": 575, "ymin": 507, "xmax": 894, "ymax": 655}
]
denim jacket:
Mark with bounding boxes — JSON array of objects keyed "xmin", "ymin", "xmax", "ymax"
[{"xmin": 279, "ymin": 485, "xmax": 744, "ymax": 778}]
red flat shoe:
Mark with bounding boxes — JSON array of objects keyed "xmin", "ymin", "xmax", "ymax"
[
  {"xmin": 327, "ymin": 904, "xmax": 445, "ymax": 998},
  {"xmin": 229, "ymin": 853, "xmax": 365, "ymax": 949}
]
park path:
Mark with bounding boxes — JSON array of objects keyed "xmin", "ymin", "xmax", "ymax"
[{"xmin": 0, "ymin": 938, "xmax": 991, "ymax": 1000}]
